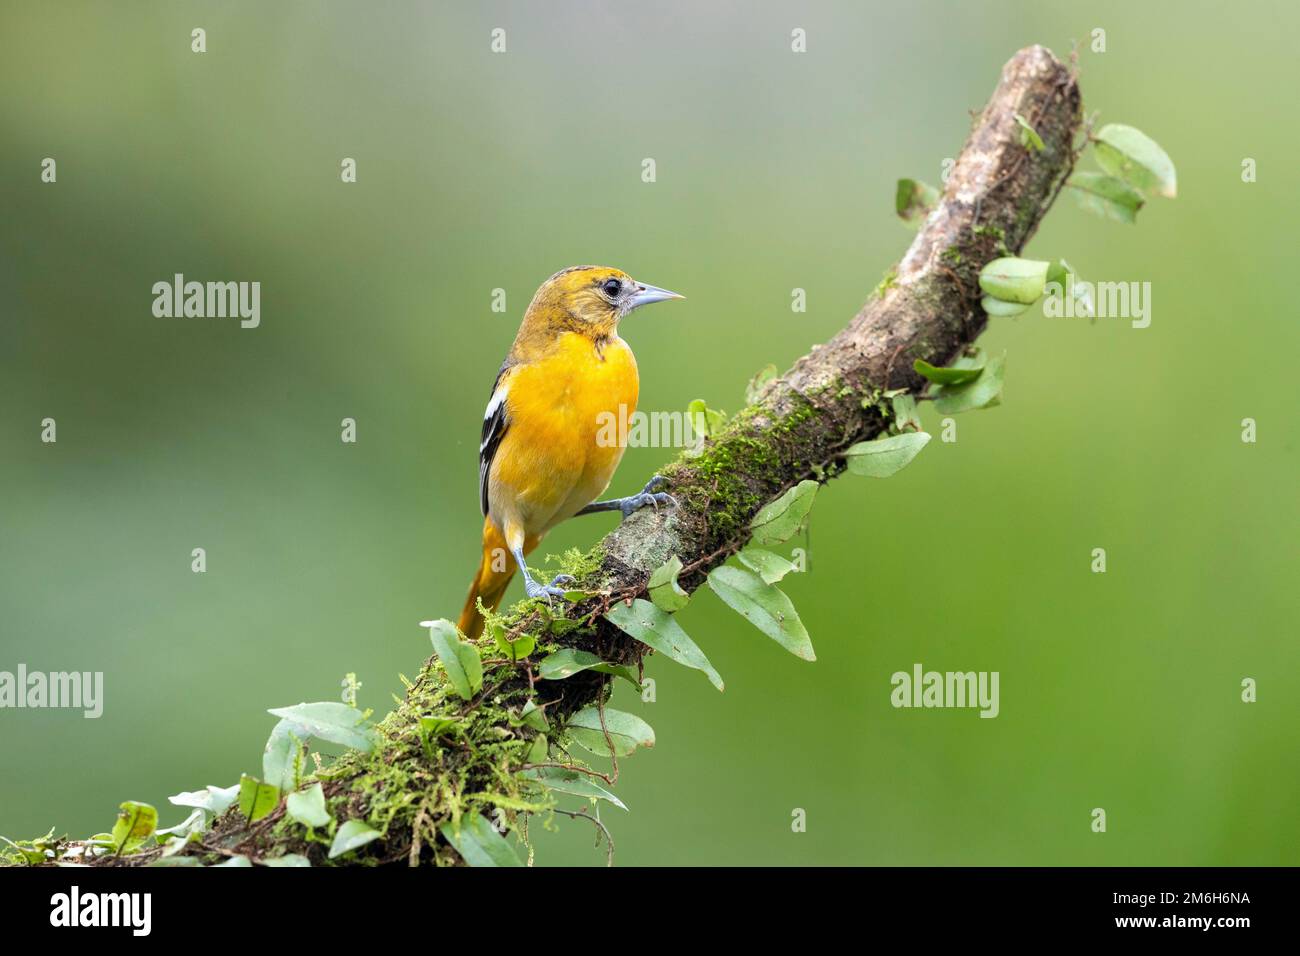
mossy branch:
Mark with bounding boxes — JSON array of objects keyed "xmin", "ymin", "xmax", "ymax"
[{"xmin": 71, "ymin": 45, "xmax": 1082, "ymax": 867}]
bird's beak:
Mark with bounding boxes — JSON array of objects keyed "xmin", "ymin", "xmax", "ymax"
[{"xmin": 627, "ymin": 282, "xmax": 685, "ymax": 312}]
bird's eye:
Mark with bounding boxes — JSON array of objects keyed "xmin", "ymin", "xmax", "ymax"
[{"xmin": 602, "ymin": 278, "xmax": 622, "ymax": 298}]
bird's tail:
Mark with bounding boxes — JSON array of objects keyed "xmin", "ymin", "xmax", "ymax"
[{"xmin": 458, "ymin": 518, "xmax": 537, "ymax": 639}]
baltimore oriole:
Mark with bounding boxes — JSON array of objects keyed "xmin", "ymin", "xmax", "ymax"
[{"xmin": 457, "ymin": 266, "xmax": 684, "ymax": 639}]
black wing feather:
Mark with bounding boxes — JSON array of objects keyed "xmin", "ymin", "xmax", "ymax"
[{"xmin": 479, "ymin": 360, "xmax": 512, "ymax": 516}]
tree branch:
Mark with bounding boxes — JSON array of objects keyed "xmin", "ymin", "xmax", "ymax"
[{"xmin": 81, "ymin": 44, "xmax": 1082, "ymax": 867}]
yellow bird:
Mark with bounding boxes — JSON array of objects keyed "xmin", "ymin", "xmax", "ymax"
[{"xmin": 458, "ymin": 266, "xmax": 684, "ymax": 639}]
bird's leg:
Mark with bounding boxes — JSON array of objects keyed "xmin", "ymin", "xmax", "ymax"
[
  {"xmin": 575, "ymin": 475, "xmax": 678, "ymax": 522},
  {"xmin": 510, "ymin": 544, "xmax": 574, "ymax": 603}
]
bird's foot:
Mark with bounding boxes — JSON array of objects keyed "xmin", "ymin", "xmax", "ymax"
[
  {"xmin": 524, "ymin": 573, "xmax": 576, "ymax": 603},
  {"xmin": 618, "ymin": 475, "xmax": 678, "ymax": 520}
]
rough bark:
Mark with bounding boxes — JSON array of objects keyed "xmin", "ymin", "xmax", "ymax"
[{"xmin": 76, "ymin": 44, "xmax": 1081, "ymax": 867}]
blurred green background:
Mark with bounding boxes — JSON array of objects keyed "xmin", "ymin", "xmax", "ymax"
[{"xmin": 2, "ymin": 0, "xmax": 1296, "ymax": 865}]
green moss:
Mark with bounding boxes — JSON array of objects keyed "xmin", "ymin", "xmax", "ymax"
[
  {"xmin": 661, "ymin": 395, "xmax": 829, "ymax": 545},
  {"xmin": 546, "ymin": 616, "xmax": 589, "ymax": 637},
  {"xmin": 292, "ymin": 649, "xmax": 562, "ymax": 866},
  {"xmin": 873, "ymin": 268, "xmax": 899, "ymax": 297},
  {"xmin": 972, "ymin": 223, "xmax": 1009, "ymax": 257},
  {"xmin": 544, "ymin": 545, "xmax": 605, "ymax": 583}
]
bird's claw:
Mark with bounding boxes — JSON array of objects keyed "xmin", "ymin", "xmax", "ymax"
[
  {"xmin": 525, "ymin": 573, "xmax": 576, "ymax": 604},
  {"xmin": 619, "ymin": 475, "xmax": 679, "ymax": 519}
]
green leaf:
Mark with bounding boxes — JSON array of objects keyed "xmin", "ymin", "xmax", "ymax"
[
  {"xmin": 946, "ymin": 350, "xmax": 988, "ymax": 373},
  {"xmin": 6, "ymin": 827, "xmax": 59, "ymax": 861},
  {"xmin": 1045, "ymin": 258, "xmax": 1095, "ymax": 315},
  {"xmin": 526, "ymin": 734, "xmax": 549, "ymax": 764},
  {"xmin": 748, "ymin": 479, "xmax": 818, "ymax": 546},
  {"xmin": 1094, "ymin": 123, "xmax": 1176, "ymax": 198},
  {"xmin": 216, "ymin": 855, "xmax": 253, "ymax": 867},
  {"xmin": 238, "ymin": 775, "xmax": 280, "ymax": 823},
  {"xmin": 266, "ymin": 702, "xmax": 378, "ymax": 752},
  {"xmin": 1045, "ymin": 258, "xmax": 1071, "ymax": 288},
  {"xmin": 746, "ymin": 364, "xmax": 779, "ymax": 404},
  {"xmin": 524, "ymin": 768, "xmax": 628, "ymax": 811},
  {"xmin": 913, "ymin": 357, "xmax": 984, "ymax": 385},
  {"xmin": 515, "ymin": 699, "xmax": 549, "ymax": 732},
  {"xmin": 328, "ymin": 819, "xmax": 382, "ymax": 859},
  {"xmin": 687, "ymin": 399, "xmax": 726, "ymax": 440},
  {"xmin": 490, "ymin": 621, "xmax": 536, "ymax": 661},
  {"xmin": 421, "ymin": 619, "xmax": 484, "ymax": 701},
  {"xmin": 263, "ymin": 853, "xmax": 312, "ymax": 867},
  {"xmin": 439, "ymin": 812, "xmax": 523, "ymax": 867},
  {"xmin": 418, "ymin": 715, "xmax": 462, "ymax": 737},
  {"xmin": 843, "ymin": 432, "xmax": 931, "ymax": 478},
  {"xmin": 262, "ymin": 719, "xmax": 304, "ymax": 791},
  {"xmin": 110, "ymin": 801, "xmax": 157, "ymax": 855},
  {"xmin": 155, "ymin": 808, "xmax": 206, "ymax": 841},
  {"xmin": 647, "ymin": 555, "xmax": 690, "ymax": 612},
  {"xmin": 36, "ymin": 831, "xmax": 64, "ymax": 856},
  {"xmin": 150, "ymin": 855, "xmax": 203, "ymax": 867},
  {"xmin": 1014, "ymin": 113, "xmax": 1045, "ymax": 152},
  {"xmin": 737, "ymin": 548, "xmax": 797, "ymax": 585},
  {"xmin": 536, "ymin": 648, "xmax": 641, "ymax": 687},
  {"xmin": 158, "ymin": 830, "xmax": 200, "ymax": 858},
  {"xmin": 890, "ymin": 392, "xmax": 922, "ymax": 433},
  {"xmin": 154, "ymin": 813, "xmax": 205, "ymax": 863},
  {"xmin": 706, "ymin": 565, "xmax": 815, "ymax": 661},
  {"xmin": 980, "ymin": 295, "xmax": 1030, "ymax": 317},
  {"xmin": 978, "ymin": 257, "xmax": 1050, "ymax": 305},
  {"xmin": 168, "ymin": 784, "xmax": 239, "ymax": 820},
  {"xmin": 0, "ymin": 835, "xmax": 49, "ymax": 865},
  {"xmin": 1067, "ymin": 171, "xmax": 1144, "ymax": 224},
  {"xmin": 931, "ymin": 353, "xmax": 1005, "ymax": 414},
  {"xmin": 591, "ymin": 663, "xmax": 641, "ymax": 687},
  {"xmin": 605, "ymin": 599, "xmax": 724, "ymax": 692},
  {"xmin": 538, "ymin": 648, "xmax": 605, "ymax": 680},
  {"xmin": 286, "ymin": 783, "xmax": 331, "ymax": 829},
  {"xmin": 895, "ymin": 178, "xmax": 940, "ymax": 224},
  {"xmin": 567, "ymin": 707, "xmax": 656, "ymax": 757}
]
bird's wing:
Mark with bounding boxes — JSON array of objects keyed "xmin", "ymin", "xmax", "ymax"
[{"xmin": 479, "ymin": 360, "xmax": 514, "ymax": 516}]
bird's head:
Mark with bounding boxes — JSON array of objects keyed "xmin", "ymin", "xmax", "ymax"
[{"xmin": 521, "ymin": 265, "xmax": 683, "ymax": 340}]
